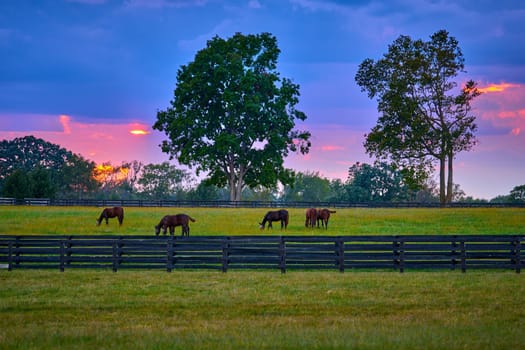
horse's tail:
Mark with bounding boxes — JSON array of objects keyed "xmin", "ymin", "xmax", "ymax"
[
  {"xmin": 330, "ymin": 210, "xmax": 336, "ymax": 213},
  {"xmin": 284, "ymin": 212, "xmax": 289, "ymax": 228},
  {"xmin": 188, "ymin": 216, "xmax": 196, "ymax": 222}
]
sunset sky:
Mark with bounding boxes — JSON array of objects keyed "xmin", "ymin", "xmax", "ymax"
[{"xmin": 1, "ymin": 0, "xmax": 524, "ymax": 200}]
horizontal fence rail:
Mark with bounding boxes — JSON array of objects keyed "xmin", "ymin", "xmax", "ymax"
[
  {"xmin": 1, "ymin": 197, "xmax": 525, "ymax": 208},
  {"xmin": 1, "ymin": 235, "xmax": 522, "ymax": 273}
]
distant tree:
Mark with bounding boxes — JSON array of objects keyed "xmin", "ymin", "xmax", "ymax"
[
  {"xmin": 30, "ymin": 167, "xmax": 56, "ymax": 198},
  {"xmin": 327, "ymin": 178, "xmax": 348, "ymax": 202},
  {"xmin": 186, "ymin": 182, "xmax": 229, "ymax": 201},
  {"xmin": 137, "ymin": 162, "xmax": 191, "ymax": 199},
  {"xmin": 355, "ymin": 30, "xmax": 481, "ymax": 206},
  {"xmin": 242, "ymin": 186, "xmax": 277, "ymax": 201},
  {"xmin": 281, "ymin": 171, "xmax": 331, "ymax": 202},
  {"xmin": 345, "ymin": 162, "xmax": 410, "ymax": 202},
  {"xmin": 490, "ymin": 195, "xmax": 511, "ymax": 203},
  {"xmin": 153, "ymin": 32, "xmax": 311, "ymax": 201},
  {"xmin": 0, "ymin": 136, "xmax": 97, "ymax": 198},
  {"xmin": 509, "ymin": 185, "xmax": 525, "ymax": 202},
  {"xmin": 2, "ymin": 169, "xmax": 33, "ymax": 199},
  {"xmin": 59, "ymin": 154, "xmax": 98, "ymax": 199}
]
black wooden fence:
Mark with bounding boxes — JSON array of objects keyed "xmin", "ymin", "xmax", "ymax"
[
  {"xmin": 1, "ymin": 235, "xmax": 522, "ymax": 273},
  {"xmin": 2, "ymin": 197, "xmax": 524, "ymax": 208}
]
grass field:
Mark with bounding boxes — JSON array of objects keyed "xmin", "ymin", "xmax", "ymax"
[
  {"xmin": 1, "ymin": 206, "xmax": 524, "ymax": 349},
  {"xmin": 0, "ymin": 206, "xmax": 524, "ymax": 235}
]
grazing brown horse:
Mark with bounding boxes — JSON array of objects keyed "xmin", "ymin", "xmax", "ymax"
[
  {"xmin": 155, "ymin": 214, "xmax": 196, "ymax": 237},
  {"xmin": 317, "ymin": 209, "xmax": 336, "ymax": 229},
  {"xmin": 259, "ymin": 209, "xmax": 289, "ymax": 230},
  {"xmin": 96, "ymin": 207, "xmax": 124, "ymax": 226},
  {"xmin": 305, "ymin": 208, "xmax": 318, "ymax": 228}
]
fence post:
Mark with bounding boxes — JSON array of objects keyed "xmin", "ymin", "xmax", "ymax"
[
  {"xmin": 393, "ymin": 237, "xmax": 404, "ymax": 273},
  {"xmin": 513, "ymin": 237, "xmax": 521, "ymax": 274},
  {"xmin": 279, "ymin": 236, "xmax": 286, "ymax": 274},
  {"xmin": 222, "ymin": 238, "xmax": 229, "ymax": 273},
  {"xmin": 167, "ymin": 236, "xmax": 174, "ymax": 273},
  {"xmin": 451, "ymin": 239, "xmax": 458, "ymax": 271},
  {"xmin": 60, "ymin": 241, "xmax": 65, "ymax": 272},
  {"xmin": 7, "ymin": 241, "xmax": 12, "ymax": 271},
  {"xmin": 112, "ymin": 239, "xmax": 120, "ymax": 272},
  {"xmin": 336, "ymin": 237, "xmax": 344, "ymax": 273},
  {"xmin": 460, "ymin": 241, "xmax": 467, "ymax": 273}
]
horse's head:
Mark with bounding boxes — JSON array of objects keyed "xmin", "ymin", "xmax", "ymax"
[
  {"xmin": 96, "ymin": 219, "xmax": 101, "ymax": 226},
  {"xmin": 154, "ymin": 225, "xmax": 160, "ymax": 236},
  {"xmin": 259, "ymin": 222, "xmax": 265, "ymax": 230}
]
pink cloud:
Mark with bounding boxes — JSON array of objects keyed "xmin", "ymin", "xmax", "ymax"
[
  {"xmin": 0, "ymin": 114, "xmax": 170, "ymax": 165},
  {"xmin": 474, "ymin": 81, "xmax": 525, "ymax": 136},
  {"xmin": 320, "ymin": 145, "xmax": 344, "ymax": 151},
  {"xmin": 59, "ymin": 115, "xmax": 72, "ymax": 134}
]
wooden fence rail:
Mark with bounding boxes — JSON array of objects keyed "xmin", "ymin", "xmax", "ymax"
[
  {"xmin": 0, "ymin": 235, "xmax": 522, "ymax": 273},
  {"xmin": 2, "ymin": 197, "xmax": 525, "ymax": 208}
]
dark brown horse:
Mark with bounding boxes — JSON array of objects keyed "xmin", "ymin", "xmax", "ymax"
[
  {"xmin": 155, "ymin": 214, "xmax": 196, "ymax": 237},
  {"xmin": 96, "ymin": 207, "xmax": 124, "ymax": 226},
  {"xmin": 305, "ymin": 208, "xmax": 318, "ymax": 228},
  {"xmin": 259, "ymin": 209, "xmax": 289, "ymax": 230},
  {"xmin": 317, "ymin": 208, "xmax": 336, "ymax": 229}
]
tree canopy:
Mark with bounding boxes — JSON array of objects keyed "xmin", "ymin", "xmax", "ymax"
[
  {"xmin": 0, "ymin": 136, "xmax": 97, "ymax": 198},
  {"xmin": 355, "ymin": 30, "xmax": 481, "ymax": 205},
  {"xmin": 153, "ymin": 32, "xmax": 311, "ymax": 201}
]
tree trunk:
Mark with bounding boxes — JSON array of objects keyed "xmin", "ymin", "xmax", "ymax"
[
  {"xmin": 228, "ymin": 173, "xmax": 244, "ymax": 201},
  {"xmin": 446, "ymin": 151, "xmax": 454, "ymax": 204},
  {"xmin": 439, "ymin": 156, "xmax": 446, "ymax": 207}
]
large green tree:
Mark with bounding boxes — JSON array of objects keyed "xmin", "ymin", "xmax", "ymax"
[
  {"xmin": 355, "ymin": 30, "xmax": 481, "ymax": 205},
  {"xmin": 153, "ymin": 32, "xmax": 311, "ymax": 201},
  {"xmin": 0, "ymin": 136, "xmax": 97, "ymax": 198}
]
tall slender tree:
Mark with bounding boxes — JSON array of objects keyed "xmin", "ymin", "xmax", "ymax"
[{"xmin": 355, "ymin": 30, "xmax": 481, "ymax": 205}]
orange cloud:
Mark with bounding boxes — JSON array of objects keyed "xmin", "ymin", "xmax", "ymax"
[
  {"xmin": 478, "ymin": 83, "xmax": 521, "ymax": 93},
  {"xmin": 129, "ymin": 123, "xmax": 150, "ymax": 135}
]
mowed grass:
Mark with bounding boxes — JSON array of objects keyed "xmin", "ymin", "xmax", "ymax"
[
  {"xmin": 0, "ymin": 270, "xmax": 524, "ymax": 349},
  {"xmin": 1, "ymin": 206, "xmax": 524, "ymax": 349},
  {"xmin": 0, "ymin": 206, "xmax": 524, "ymax": 235}
]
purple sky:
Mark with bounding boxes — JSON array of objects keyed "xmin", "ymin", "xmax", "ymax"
[{"xmin": 1, "ymin": 0, "xmax": 524, "ymax": 199}]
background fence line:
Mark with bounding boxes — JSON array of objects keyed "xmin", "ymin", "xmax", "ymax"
[
  {"xmin": 1, "ymin": 235, "xmax": 522, "ymax": 273},
  {"xmin": 1, "ymin": 197, "xmax": 524, "ymax": 208}
]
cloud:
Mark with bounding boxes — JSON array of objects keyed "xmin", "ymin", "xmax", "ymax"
[
  {"xmin": 248, "ymin": 0, "xmax": 262, "ymax": 9},
  {"xmin": 59, "ymin": 115, "xmax": 72, "ymax": 134},
  {"xmin": 474, "ymin": 81, "xmax": 525, "ymax": 136},
  {"xmin": 478, "ymin": 82, "xmax": 521, "ymax": 93},
  {"xmin": 320, "ymin": 145, "xmax": 344, "ymax": 151},
  {"xmin": 0, "ymin": 115, "xmax": 169, "ymax": 165},
  {"xmin": 123, "ymin": 0, "xmax": 206, "ymax": 9}
]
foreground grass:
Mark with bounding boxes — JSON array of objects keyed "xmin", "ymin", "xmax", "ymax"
[
  {"xmin": 0, "ymin": 206, "xmax": 524, "ymax": 235},
  {"xmin": 0, "ymin": 270, "xmax": 523, "ymax": 349}
]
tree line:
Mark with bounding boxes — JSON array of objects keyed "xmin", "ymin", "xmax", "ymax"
[{"xmin": 1, "ymin": 136, "xmax": 523, "ymax": 203}]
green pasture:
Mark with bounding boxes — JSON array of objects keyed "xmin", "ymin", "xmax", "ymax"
[
  {"xmin": 1, "ymin": 206, "xmax": 524, "ymax": 349},
  {"xmin": 0, "ymin": 206, "xmax": 524, "ymax": 235},
  {"xmin": 0, "ymin": 270, "xmax": 524, "ymax": 349}
]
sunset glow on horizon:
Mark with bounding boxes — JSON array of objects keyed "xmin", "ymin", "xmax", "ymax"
[
  {"xmin": 478, "ymin": 82, "xmax": 521, "ymax": 93},
  {"xmin": 130, "ymin": 129, "xmax": 149, "ymax": 135}
]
